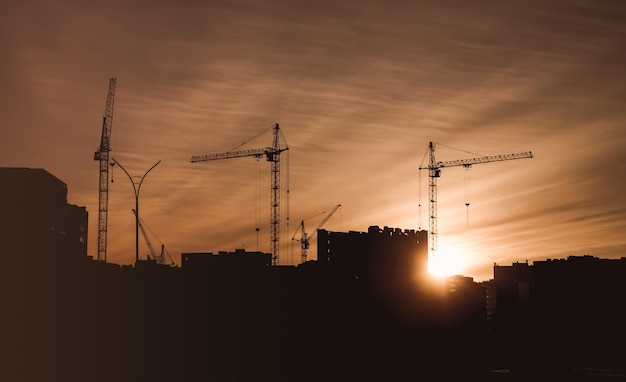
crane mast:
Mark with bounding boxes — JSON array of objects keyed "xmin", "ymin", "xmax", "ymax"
[
  {"xmin": 292, "ymin": 204, "xmax": 341, "ymax": 264},
  {"xmin": 93, "ymin": 78, "xmax": 116, "ymax": 262},
  {"xmin": 419, "ymin": 141, "xmax": 533, "ymax": 265},
  {"xmin": 191, "ymin": 123, "xmax": 289, "ymax": 266}
]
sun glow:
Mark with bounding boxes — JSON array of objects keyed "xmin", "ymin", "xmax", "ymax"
[{"xmin": 428, "ymin": 243, "xmax": 467, "ymax": 277}]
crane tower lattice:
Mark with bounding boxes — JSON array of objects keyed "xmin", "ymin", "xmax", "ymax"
[
  {"xmin": 191, "ymin": 123, "xmax": 289, "ymax": 266},
  {"xmin": 292, "ymin": 204, "xmax": 341, "ymax": 264},
  {"xmin": 419, "ymin": 141, "xmax": 533, "ymax": 266},
  {"xmin": 93, "ymin": 77, "xmax": 116, "ymax": 262}
]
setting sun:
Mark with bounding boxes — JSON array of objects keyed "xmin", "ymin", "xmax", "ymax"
[{"xmin": 428, "ymin": 242, "xmax": 467, "ymax": 277}]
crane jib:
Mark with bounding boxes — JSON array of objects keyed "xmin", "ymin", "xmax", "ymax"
[
  {"xmin": 436, "ymin": 151, "xmax": 534, "ymax": 169},
  {"xmin": 190, "ymin": 123, "xmax": 288, "ymax": 266},
  {"xmin": 419, "ymin": 141, "xmax": 534, "ymax": 265}
]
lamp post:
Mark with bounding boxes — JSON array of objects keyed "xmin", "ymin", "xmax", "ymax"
[{"xmin": 111, "ymin": 158, "xmax": 161, "ymax": 264}]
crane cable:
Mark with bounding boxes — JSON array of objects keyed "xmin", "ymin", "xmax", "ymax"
[
  {"xmin": 227, "ymin": 125, "xmax": 272, "ymax": 153},
  {"xmin": 109, "ymin": 85, "xmax": 119, "ymax": 183},
  {"xmin": 284, "ymin": 149, "xmax": 291, "ymax": 265},
  {"xmin": 255, "ymin": 157, "xmax": 261, "ymax": 252},
  {"xmin": 279, "ymin": 128, "xmax": 291, "ymax": 265},
  {"xmin": 418, "ymin": 169, "xmax": 422, "ymax": 231},
  {"xmin": 465, "ymin": 166, "xmax": 471, "ymax": 227},
  {"xmin": 431, "ymin": 142, "xmax": 476, "ymax": 228},
  {"xmin": 418, "ymin": 145, "xmax": 429, "ymax": 231}
]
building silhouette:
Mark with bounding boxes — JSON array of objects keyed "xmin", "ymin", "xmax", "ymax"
[
  {"xmin": 0, "ymin": 168, "xmax": 93, "ymax": 381},
  {"xmin": 2, "ymin": 167, "xmax": 626, "ymax": 381},
  {"xmin": 1, "ymin": 167, "xmax": 88, "ymax": 265},
  {"xmin": 490, "ymin": 256, "xmax": 626, "ymax": 376}
]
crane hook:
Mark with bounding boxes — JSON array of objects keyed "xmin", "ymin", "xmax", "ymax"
[
  {"xmin": 465, "ymin": 167, "xmax": 471, "ymax": 227},
  {"xmin": 110, "ymin": 162, "xmax": 115, "ymax": 183}
]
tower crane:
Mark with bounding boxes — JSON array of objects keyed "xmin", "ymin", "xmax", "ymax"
[
  {"xmin": 132, "ymin": 209, "xmax": 174, "ymax": 265},
  {"xmin": 190, "ymin": 123, "xmax": 289, "ymax": 266},
  {"xmin": 132, "ymin": 209, "xmax": 159, "ymax": 263},
  {"xmin": 418, "ymin": 141, "xmax": 533, "ymax": 265},
  {"xmin": 292, "ymin": 204, "xmax": 341, "ymax": 264},
  {"xmin": 93, "ymin": 77, "xmax": 116, "ymax": 262}
]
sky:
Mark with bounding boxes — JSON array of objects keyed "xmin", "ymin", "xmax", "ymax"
[{"xmin": 1, "ymin": 0, "xmax": 625, "ymax": 282}]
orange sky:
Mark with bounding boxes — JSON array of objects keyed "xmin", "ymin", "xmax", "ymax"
[{"xmin": 1, "ymin": 0, "xmax": 625, "ymax": 281}]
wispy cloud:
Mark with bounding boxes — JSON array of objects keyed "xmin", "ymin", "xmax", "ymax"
[{"xmin": 1, "ymin": 0, "xmax": 625, "ymax": 280}]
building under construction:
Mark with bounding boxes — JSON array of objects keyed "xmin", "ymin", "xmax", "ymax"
[{"xmin": 317, "ymin": 225, "xmax": 428, "ymax": 279}]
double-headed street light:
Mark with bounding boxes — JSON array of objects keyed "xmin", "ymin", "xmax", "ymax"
[{"xmin": 111, "ymin": 158, "xmax": 161, "ymax": 264}]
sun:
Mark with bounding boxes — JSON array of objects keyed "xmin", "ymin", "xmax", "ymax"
[{"xmin": 428, "ymin": 242, "xmax": 467, "ymax": 277}]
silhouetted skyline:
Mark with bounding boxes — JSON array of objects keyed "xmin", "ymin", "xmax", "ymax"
[
  {"xmin": 1, "ymin": 0, "xmax": 625, "ymax": 282},
  {"xmin": 1, "ymin": 167, "xmax": 625, "ymax": 381}
]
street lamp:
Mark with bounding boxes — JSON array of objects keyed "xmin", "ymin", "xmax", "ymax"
[{"xmin": 111, "ymin": 158, "xmax": 161, "ymax": 264}]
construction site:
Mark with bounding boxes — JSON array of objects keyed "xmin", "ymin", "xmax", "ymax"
[
  {"xmin": 2, "ymin": 78, "xmax": 625, "ymax": 382},
  {"xmin": 92, "ymin": 77, "xmax": 533, "ymax": 272}
]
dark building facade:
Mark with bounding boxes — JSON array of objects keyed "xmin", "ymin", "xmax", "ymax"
[
  {"xmin": 0, "ymin": 168, "xmax": 94, "ymax": 381},
  {"xmin": 317, "ymin": 225, "xmax": 428, "ymax": 280},
  {"xmin": 0, "ymin": 167, "xmax": 88, "ymax": 264},
  {"xmin": 316, "ymin": 226, "xmax": 484, "ymax": 327},
  {"xmin": 490, "ymin": 255, "xmax": 626, "ymax": 372},
  {"xmin": 181, "ymin": 248, "xmax": 272, "ymax": 271}
]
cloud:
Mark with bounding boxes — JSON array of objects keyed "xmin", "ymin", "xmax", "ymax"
[{"xmin": 2, "ymin": 0, "xmax": 625, "ymax": 280}]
